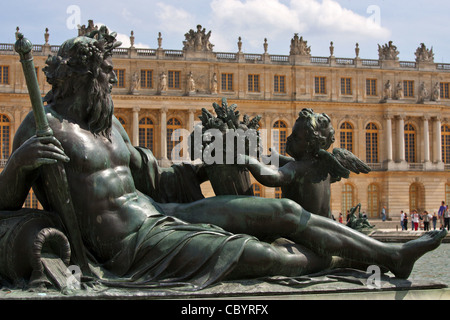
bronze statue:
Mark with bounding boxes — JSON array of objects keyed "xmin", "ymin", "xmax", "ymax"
[
  {"xmin": 0, "ymin": 29, "xmax": 447, "ymax": 292},
  {"xmin": 242, "ymin": 108, "xmax": 370, "ymax": 219}
]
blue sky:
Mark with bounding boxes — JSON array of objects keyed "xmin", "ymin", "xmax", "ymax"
[{"xmin": 2, "ymin": 0, "xmax": 450, "ymax": 62}]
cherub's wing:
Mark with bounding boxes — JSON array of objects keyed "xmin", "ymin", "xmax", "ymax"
[{"xmin": 332, "ymin": 148, "xmax": 371, "ymax": 175}]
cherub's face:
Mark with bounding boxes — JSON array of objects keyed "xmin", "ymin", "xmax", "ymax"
[
  {"xmin": 286, "ymin": 122, "xmax": 308, "ymax": 160},
  {"xmin": 286, "ymin": 112, "xmax": 334, "ymax": 160}
]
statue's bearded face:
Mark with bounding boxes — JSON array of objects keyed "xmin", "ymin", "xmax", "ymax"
[
  {"xmin": 82, "ymin": 55, "xmax": 117, "ymax": 138},
  {"xmin": 44, "ymin": 36, "xmax": 119, "ymax": 139}
]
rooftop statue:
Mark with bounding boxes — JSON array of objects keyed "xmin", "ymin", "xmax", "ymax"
[
  {"xmin": 183, "ymin": 25, "xmax": 214, "ymax": 52},
  {"xmin": 415, "ymin": 43, "xmax": 434, "ymax": 63},
  {"xmin": 290, "ymin": 34, "xmax": 311, "ymax": 56},
  {"xmin": 0, "ymin": 28, "xmax": 447, "ymax": 293},
  {"xmin": 378, "ymin": 41, "xmax": 399, "ymax": 60}
]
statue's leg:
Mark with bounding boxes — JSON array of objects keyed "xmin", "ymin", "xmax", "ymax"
[{"xmin": 161, "ymin": 196, "xmax": 447, "ymax": 279}]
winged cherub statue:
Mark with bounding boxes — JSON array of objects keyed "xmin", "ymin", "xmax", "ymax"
[{"xmin": 241, "ymin": 108, "xmax": 370, "ymax": 218}]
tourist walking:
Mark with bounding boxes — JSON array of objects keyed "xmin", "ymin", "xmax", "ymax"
[
  {"xmin": 403, "ymin": 211, "xmax": 408, "ymax": 231},
  {"xmin": 400, "ymin": 211, "xmax": 405, "ymax": 230},
  {"xmin": 438, "ymin": 201, "xmax": 446, "ymax": 229},
  {"xmin": 412, "ymin": 210, "xmax": 420, "ymax": 231},
  {"xmin": 444, "ymin": 206, "xmax": 450, "ymax": 231},
  {"xmin": 381, "ymin": 206, "xmax": 387, "ymax": 222},
  {"xmin": 338, "ymin": 212, "xmax": 343, "ymax": 224},
  {"xmin": 411, "ymin": 212, "xmax": 416, "ymax": 230},
  {"xmin": 432, "ymin": 212, "xmax": 438, "ymax": 230},
  {"xmin": 422, "ymin": 211, "xmax": 431, "ymax": 231}
]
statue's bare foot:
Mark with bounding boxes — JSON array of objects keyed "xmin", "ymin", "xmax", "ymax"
[{"xmin": 390, "ymin": 229, "xmax": 447, "ymax": 279}]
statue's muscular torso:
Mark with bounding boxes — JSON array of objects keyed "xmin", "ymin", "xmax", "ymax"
[{"xmin": 19, "ymin": 107, "xmax": 162, "ymax": 261}]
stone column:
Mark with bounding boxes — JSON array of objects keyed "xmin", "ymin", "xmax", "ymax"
[
  {"xmin": 188, "ymin": 108, "xmax": 195, "ymax": 132},
  {"xmin": 434, "ymin": 117, "xmax": 443, "ymax": 168},
  {"xmin": 397, "ymin": 114, "xmax": 407, "ymax": 167},
  {"xmin": 423, "ymin": 115, "xmax": 431, "ymax": 164},
  {"xmin": 160, "ymin": 107, "xmax": 168, "ymax": 160},
  {"xmin": 384, "ymin": 114, "xmax": 393, "ymax": 162},
  {"xmin": 132, "ymin": 106, "xmax": 140, "ymax": 146}
]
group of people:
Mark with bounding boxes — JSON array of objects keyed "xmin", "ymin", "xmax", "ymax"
[{"xmin": 400, "ymin": 201, "xmax": 450, "ymax": 231}]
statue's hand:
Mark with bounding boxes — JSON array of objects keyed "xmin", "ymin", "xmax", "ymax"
[{"xmin": 12, "ymin": 135, "xmax": 70, "ymax": 173}]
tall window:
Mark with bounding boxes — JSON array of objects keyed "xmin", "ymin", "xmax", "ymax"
[
  {"xmin": 167, "ymin": 117, "xmax": 182, "ymax": 160},
  {"xmin": 275, "ymin": 187, "xmax": 282, "ymax": 199},
  {"xmin": 139, "ymin": 117, "xmax": 154, "ymax": 152},
  {"xmin": 23, "ymin": 190, "xmax": 39, "ymax": 209},
  {"xmin": 366, "ymin": 79, "xmax": 377, "ymax": 96},
  {"xmin": 404, "ymin": 123, "xmax": 416, "ymax": 163},
  {"xmin": 340, "ymin": 77, "xmax": 352, "ymax": 95},
  {"xmin": 0, "ymin": 114, "xmax": 10, "ymax": 162},
  {"xmin": 442, "ymin": 125, "xmax": 450, "ymax": 164},
  {"xmin": 403, "ymin": 80, "xmax": 414, "ymax": 97},
  {"xmin": 168, "ymin": 71, "xmax": 180, "ymax": 89},
  {"xmin": 248, "ymin": 74, "xmax": 260, "ymax": 92},
  {"xmin": 273, "ymin": 120, "xmax": 288, "ymax": 155},
  {"xmin": 221, "ymin": 73, "xmax": 233, "ymax": 92},
  {"xmin": 409, "ymin": 183, "xmax": 419, "ymax": 212},
  {"xmin": 367, "ymin": 184, "xmax": 379, "ymax": 218},
  {"xmin": 342, "ymin": 184, "xmax": 354, "ymax": 215},
  {"xmin": 0, "ymin": 66, "xmax": 9, "ymax": 84},
  {"xmin": 440, "ymin": 82, "xmax": 450, "ymax": 99},
  {"xmin": 117, "ymin": 116, "xmax": 129, "ymax": 137},
  {"xmin": 140, "ymin": 69, "xmax": 153, "ymax": 89},
  {"xmin": 252, "ymin": 183, "xmax": 262, "ymax": 197},
  {"xmin": 365, "ymin": 123, "xmax": 379, "ymax": 163},
  {"xmin": 274, "ymin": 75, "xmax": 286, "ymax": 93},
  {"xmin": 113, "ymin": 69, "xmax": 125, "ymax": 88},
  {"xmin": 340, "ymin": 122, "xmax": 353, "ymax": 153},
  {"xmin": 314, "ymin": 76, "xmax": 326, "ymax": 94}
]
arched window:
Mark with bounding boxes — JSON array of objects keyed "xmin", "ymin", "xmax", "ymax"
[
  {"xmin": 340, "ymin": 122, "xmax": 353, "ymax": 153},
  {"xmin": 23, "ymin": 190, "xmax": 39, "ymax": 209},
  {"xmin": 367, "ymin": 184, "xmax": 379, "ymax": 218},
  {"xmin": 405, "ymin": 123, "xmax": 416, "ymax": 163},
  {"xmin": 117, "ymin": 116, "xmax": 129, "ymax": 138},
  {"xmin": 275, "ymin": 187, "xmax": 282, "ymax": 199},
  {"xmin": 365, "ymin": 123, "xmax": 379, "ymax": 163},
  {"xmin": 167, "ymin": 117, "xmax": 182, "ymax": 160},
  {"xmin": 139, "ymin": 117, "xmax": 154, "ymax": 152},
  {"xmin": 0, "ymin": 114, "xmax": 10, "ymax": 163},
  {"xmin": 252, "ymin": 183, "xmax": 262, "ymax": 197},
  {"xmin": 442, "ymin": 125, "xmax": 450, "ymax": 164},
  {"xmin": 273, "ymin": 120, "xmax": 287, "ymax": 156},
  {"xmin": 341, "ymin": 183, "xmax": 354, "ymax": 214},
  {"xmin": 409, "ymin": 183, "xmax": 419, "ymax": 213}
]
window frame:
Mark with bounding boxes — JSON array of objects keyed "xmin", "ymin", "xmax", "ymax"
[
  {"xmin": 248, "ymin": 74, "xmax": 260, "ymax": 93},
  {"xmin": 140, "ymin": 69, "xmax": 153, "ymax": 89},
  {"xmin": 113, "ymin": 69, "xmax": 126, "ymax": 88},
  {"xmin": 314, "ymin": 76, "xmax": 327, "ymax": 94},
  {"xmin": 340, "ymin": 77, "xmax": 352, "ymax": 95},
  {"xmin": 366, "ymin": 78, "xmax": 377, "ymax": 96}
]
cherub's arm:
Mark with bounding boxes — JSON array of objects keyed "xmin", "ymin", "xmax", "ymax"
[
  {"xmin": 240, "ymin": 155, "xmax": 309, "ymax": 187},
  {"xmin": 261, "ymin": 148, "xmax": 294, "ymax": 168}
]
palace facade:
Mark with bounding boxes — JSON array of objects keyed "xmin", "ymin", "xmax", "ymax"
[{"xmin": 1, "ymin": 21, "xmax": 450, "ymax": 220}]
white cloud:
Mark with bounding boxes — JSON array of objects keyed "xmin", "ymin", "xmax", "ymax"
[
  {"xmin": 155, "ymin": 2, "xmax": 196, "ymax": 34},
  {"xmin": 209, "ymin": 0, "xmax": 391, "ymax": 52}
]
